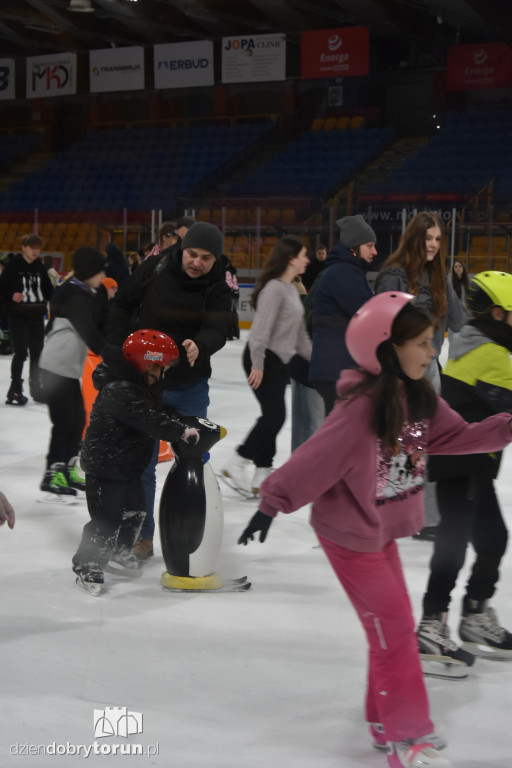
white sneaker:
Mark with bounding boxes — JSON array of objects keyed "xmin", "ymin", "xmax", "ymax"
[
  {"xmin": 387, "ymin": 740, "xmax": 451, "ymax": 768},
  {"xmin": 251, "ymin": 467, "xmax": 272, "ymax": 495},
  {"xmin": 370, "ymin": 724, "xmax": 446, "ymax": 752},
  {"xmin": 221, "ymin": 452, "xmax": 254, "ymax": 496}
]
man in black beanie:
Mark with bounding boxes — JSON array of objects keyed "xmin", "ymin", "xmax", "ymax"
[
  {"xmin": 0, "ymin": 233, "xmax": 53, "ymax": 405},
  {"xmin": 108, "ymin": 221, "xmax": 231, "ymax": 559}
]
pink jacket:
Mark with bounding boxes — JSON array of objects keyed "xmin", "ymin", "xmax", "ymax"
[{"xmin": 259, "ymin": 369, "xmax": 512, "ymax": 553}]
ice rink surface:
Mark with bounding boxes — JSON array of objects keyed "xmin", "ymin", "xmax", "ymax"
[{"xmin": 1, "ymin": 332, "xmax": 511, "ymax": 767}]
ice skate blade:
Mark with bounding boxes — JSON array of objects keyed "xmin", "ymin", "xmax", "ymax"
[
  {"xmin": 38, "ymin": 492, "xmax": 78, "ymax": 505},
  {"xmin": 460, "ymin": 640, "xmax": 512, "ymax": 660},
  {"xmin": 74, "ymin": 577, "xmax": 102, "ymax": 596},
  {"xmin": 219, "ymin": 473, "xmax": 257, "ymax": 500},
  {"xmin": 420, "ymin": 654, "xmax": 469, "ymax": 679},
  {"xmin": 105, "ymin": 562, "xmax": 144, "ymax": 578},
  {"xmin": 163, "ymin": 581, "xmax": 252, "ymax": 593}
]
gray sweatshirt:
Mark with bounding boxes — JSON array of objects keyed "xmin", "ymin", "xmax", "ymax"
[{"xmin": 248, "ymin": 278, "xmax": 312, "ymax": 370}]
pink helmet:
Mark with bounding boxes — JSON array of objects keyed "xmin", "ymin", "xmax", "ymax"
[{"xmin": 345, "ymin": 291, "xmax": 414, "ymax": 375}]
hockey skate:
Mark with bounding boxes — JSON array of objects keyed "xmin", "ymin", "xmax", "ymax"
[
  {"xmin": 106, "ymin": 547, "xmax": 144, "ymax": 578},
  {"xmin": 39, "ymin": 463, "xmax": 78, "ymax": 504},
  {"xmin": 73, "ymin": 566, "xmax": 104, "ymax": 596},
  {"xmin": 387, "ymin": 740, "xmax": 451, "ymax": 768},
  {"xmin": 459, "ymin": 599, "xmax": 512, "ymax": 660},
  {"xmin": 417, "ymin": 613, "xmax": 475, "ymax": 679},
  {"xmin": 369, "ymin": 724, "xmax": 446, "ymax": 752},
  {"xmin": 66, "ymin": 457, "xmax": 86, "ymax": 492}
]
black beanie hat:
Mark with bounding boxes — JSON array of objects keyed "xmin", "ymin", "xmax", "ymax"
[
  {"xmin": 73, "ymin": 247, "xmax": 106, "ymax": 281},
  {"xmin": 336, "ymin": 215, "xmax": 377, "ymax": 249},
  {"xmin": 181, "ymin": 222, "xmax": 223, "ymax": 260}
]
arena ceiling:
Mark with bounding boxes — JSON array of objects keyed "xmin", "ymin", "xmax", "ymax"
[{"xmin": 1, "ymin": 0, "xmax": 511, "ymax": 59}]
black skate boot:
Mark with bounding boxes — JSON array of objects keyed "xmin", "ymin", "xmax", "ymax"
[
  {"xmin": 459, "ymin": 597, "xmax": 512, "ymax": 659},
  {"xmin": 6, "ymin": 379, "xmax": 28, "ymax": 406},
  {"xmin": 73, "ymin": 563, "xmax": 104, "ymax": 596},
  {"xmin": 417, "ymin": 612, "xmax": 475, "ymax": 679},
  {"xmin": 40, "ymin": 463, "xmax": 78, "ymax": 501}
]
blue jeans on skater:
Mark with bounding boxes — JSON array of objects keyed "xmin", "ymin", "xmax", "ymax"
[{"xmin": 140, "ymin": 378, "xmax": 210, "ymax": 541}]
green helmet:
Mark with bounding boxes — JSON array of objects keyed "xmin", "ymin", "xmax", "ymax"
[{"xmin": 467, "ymin": 271, "xmax": 512, "ymax": 316}]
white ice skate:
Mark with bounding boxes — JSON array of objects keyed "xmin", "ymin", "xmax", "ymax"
[{"xmin": 387, "ymin": 740, "xmax": 451, "ymax": 768}]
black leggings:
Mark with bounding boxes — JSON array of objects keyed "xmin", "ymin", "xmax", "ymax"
[
  {"xmin": 73, "ymin": 475, "xmax": 146, "ymax": 570},
  {"xmin": 423, "ymin": 476, "xmax": 508, "ymax": 614},
  {"xmin": 42, "ymin": 369, "xmax": 85, "ymax": 468},
  {"xmin": 238, "ymin": 345, "xmax": 288, "ymax": 468},
  {"xmin": 8, "ymin": 314, "xmax": 45, "ymax": 384}
]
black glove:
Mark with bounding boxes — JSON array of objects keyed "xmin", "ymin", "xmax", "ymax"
[{"xmin": 238, "ymin": 511, "xmax": 273, "ymax": 545}]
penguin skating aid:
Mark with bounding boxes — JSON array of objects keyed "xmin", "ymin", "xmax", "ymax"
[{"xmin": 160, "ymin": 417, "xmax": 251, "ymax": 593}]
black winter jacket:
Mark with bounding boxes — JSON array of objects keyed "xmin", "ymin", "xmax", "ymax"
[
  {"xmin": 80, "ymin": 359, "xmax": 188, "ymax": 480},
  {"xmin": 309, "ymin": 243, "xmax": 373, "ymax": 382},
  {"xmin": 107, "ymin": 249, "xmax": 232, "ymax": 387}
]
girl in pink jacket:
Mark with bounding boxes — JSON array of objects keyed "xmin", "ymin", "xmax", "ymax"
[{"xmin": 239, "ymin": 291, "xmax": 512, "ymax": 768}]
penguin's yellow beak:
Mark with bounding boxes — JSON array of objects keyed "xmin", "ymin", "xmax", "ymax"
[{"xmin": 219, "ymin": 426, "xmax": 227, "ymax": 440}]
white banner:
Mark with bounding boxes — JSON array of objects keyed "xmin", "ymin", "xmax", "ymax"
[
  {"xmin": 26, "ymin": 53, "xmax": 76, "ymax": 97},
  {"xmin": 0, "ymin": 59, "xmax": 15, "ymax": 100},
  {"xmin": 221, "ymin": 34, "xmax": 286, "ymax": 83},
  {"xmin": 154, "ymin": 41, "xmax": 214, "ymax": 89},
  {"xmin": 89, "ymin": 47, "xmax": 144, "ymax": 93}
]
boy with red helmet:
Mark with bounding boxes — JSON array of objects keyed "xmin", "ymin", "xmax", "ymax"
[{"xmin": 72, "ymin": 329, "xmax": 198, "ymax": 595}]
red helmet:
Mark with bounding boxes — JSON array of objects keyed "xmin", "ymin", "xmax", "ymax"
[
  {"xmin": 122, "ymin": 329, "xmax": 179, "ymax": 374},
  {"xmin": 345, "ymin": 292, "xmax": 414, "ymax": 375}
]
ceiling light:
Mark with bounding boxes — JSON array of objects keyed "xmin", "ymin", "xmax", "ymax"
[{"xmin": 68, "ymin": 0, "xmax": 95, "ymax": 12}]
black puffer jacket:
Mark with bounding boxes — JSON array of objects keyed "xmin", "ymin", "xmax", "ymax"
[
  {"xmin": 81, "ymin": 358, "xmax": 188, "ymax": 480},
  {"xmin": 107, "ymin": 249, "xmax": 232, "ymax": 386}
]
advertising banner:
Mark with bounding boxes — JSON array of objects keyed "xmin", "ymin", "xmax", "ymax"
[
  {"xmin": 446, "ymin": 42, "xmax": 512, "ymax": 90},
  {"xmin": 90, "ymin": 47, "xmax": 144, "ymax": 93},
  {"xmin": 26, "ymin": 53, "xmax": 76, "ymax": 97},
  {"xmin": 0, "ymin": 58, "xmax": 15, "ymax": 100},
  {"xmin": 221, "ymin": 34, "xmax": 286, "ymax": 84},
  {"xmin": 301, "ymin": 27, "xmax": 369, "ymax": 79},
  {"xmin": 154, "ymin": 41, "xmax": 214, "ymax": 89}
]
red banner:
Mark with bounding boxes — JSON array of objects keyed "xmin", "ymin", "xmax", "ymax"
[
  {"xmin": 446, "ymin": 42, "xmax": 512, "ymax": 90},
  {"xmin": 301, "ymin": 27, "xmax": 369, "ymax": 79}
]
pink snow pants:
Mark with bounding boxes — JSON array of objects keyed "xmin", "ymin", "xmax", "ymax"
[{"xmin": 319, "ymin": 536, "xmax": 433, "ymax": 743}]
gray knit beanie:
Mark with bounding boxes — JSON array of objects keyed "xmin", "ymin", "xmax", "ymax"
[
  {"xmin": 181, "ymin": 222, "xmax": 223, "ymax": 260},
  {"xmin": 336, "ymin": 215, "xmax": 377, "ymax": 248}
]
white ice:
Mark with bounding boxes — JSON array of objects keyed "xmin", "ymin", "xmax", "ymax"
[{"xmin": 1, "ymin": 333, "xmax": 511, "ymax": 767}]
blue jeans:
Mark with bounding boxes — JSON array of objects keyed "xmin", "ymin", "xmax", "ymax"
[{"xmin": 140, "ymin": 378, "xmax": 210, "ymax": 541}]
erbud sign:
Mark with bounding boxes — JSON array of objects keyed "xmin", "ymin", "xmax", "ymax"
[
  {"xmin": 446, "ymin": 42, "xmax": 512, "ymax": 90},
  {"xmin": 222, "ymin": 34, "xmax": 286, "ymax": 83},
  {"xmin": 0, "ymin": 58, "xmax": 15, "ymax": 100},
  {"xmin": 26, "ymin": 53, "xmax": 76, "ymax": 97},
  {"xmin": 154, "ymin": 41, "xmax": 214, "ymax": 89},
  {"xmin": 90, "ymin": 47, "xmax": 144, "ymax": 93},
  {"xmin": 301, "ymin": 27, "xmax": 369, "ymax": 79}
]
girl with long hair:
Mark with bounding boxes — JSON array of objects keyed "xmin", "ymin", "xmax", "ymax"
[
  {"xmin": 375, "ymin": 211, "xmax": 468, "ymax": 392},
  {"xmin": 238, "ymin": 292, "xmax": 512, "ymax": 768},
  {"xmin": 222, "ymin": 235, "xmax": 311, "ymax": 497}
]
